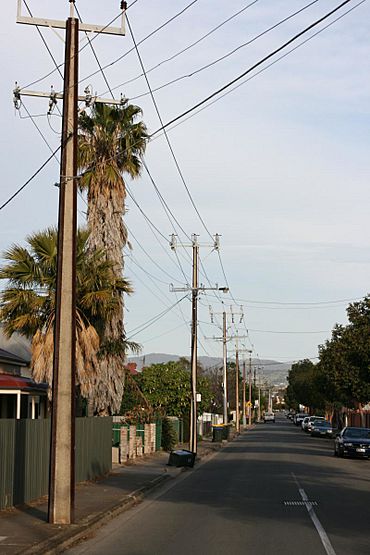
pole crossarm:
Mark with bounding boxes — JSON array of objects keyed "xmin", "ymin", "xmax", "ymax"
[
  {"xmin": 16, "ymin": 0, "xmax": 125, "ymax": 35},
  {"xmin": 14, "ymin": 86, "xmax": 125, "ymax": 109}
]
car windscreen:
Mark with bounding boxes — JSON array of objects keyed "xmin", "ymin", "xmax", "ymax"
[
  {"xmin": 344, "ymin": 428, "xmax": 370, "ymax": 439},
  {"xmin": 314, "ymin": 421, "xmax": 331, "ymax": 427}
]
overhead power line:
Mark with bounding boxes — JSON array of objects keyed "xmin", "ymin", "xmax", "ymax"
[
  {"xmin": 233, "ymin": 296, "xmax": 363, "ymax": 306},
  {"xmin": 0, "ymin": 145, "xmax": 61, "ymax": 211},
  {"xmin": 126, "ymin": 294, "xmax": 189, "ymax": 339},
  {"xmin": 126, "ymin": 14, "xmax": 214, "ymax": 241},
  {"xmin": 150, "ymin": 0, "xmax": 357, "ymax": 137},
  {"xmin": 104, "ymin": 0, "xmax": 261, "ymax": 94},
  {"xmin": 77, "ymin": 0, "xmax": 200, "ymax": 89},
  {"xmin": 129, "ymin": 0, "xmax": 321, "ymax": 101},
  {"xmin": 6, "ymin": 1, "xmax": 359, "ymax": 214},
  {"xmin": 157, "ymin": 0, "xmax": 366, "ymax": 137}
]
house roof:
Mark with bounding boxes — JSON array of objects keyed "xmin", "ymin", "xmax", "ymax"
[
  {"xmin": 0, "ymin": 348, "xmax": 29, "ymax": 366},
  {"xmin": 0, "ymin": 374, "xmax": 47, "ymax": 393}
]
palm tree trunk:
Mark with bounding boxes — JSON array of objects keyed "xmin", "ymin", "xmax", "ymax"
[{"xmin": 87, "ymin": 182, "xmax": 127, "ymax": 415}]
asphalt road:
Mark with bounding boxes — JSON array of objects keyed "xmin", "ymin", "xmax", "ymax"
[{"xmin": 67, "ymin": 415, "xmax": 370, "ymax": 555}]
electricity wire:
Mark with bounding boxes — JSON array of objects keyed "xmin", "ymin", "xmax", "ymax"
[
  {"xmin": 78, "ymin": 0, "xmax": 200, "ymax": 89},
  {"xmin": 129, "ymin": 0, "xmax": 321, "ymax": 101},
  {"xmin": 150, "ymin": 0, "xmax": 358, "ymax": 137},
  {"xmin": 126, "ymin": 293, "xmax": 189, "ymax": 339},
  {"xmin": 126, "ymin": 14, "xmax": 214, "ymax": 241},
  {"xmin": 104, "ymin": 0, "xmax": 261, "ymax": 93},
  {"xmin": 158, "ymin": 0, "xmax": 366, "ymax": 138}
]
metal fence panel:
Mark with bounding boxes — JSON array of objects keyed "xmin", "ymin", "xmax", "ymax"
[
  {"xmin": 0, "ymin": 417, "xmax": 112, "ymax": 510},
  {"xmin": 0, "ymin": 420, "xmax": 15, "ymax": 510},
  {"xmin": 75, "ymin": 417, "xmax": 112, "ymax": 483}
]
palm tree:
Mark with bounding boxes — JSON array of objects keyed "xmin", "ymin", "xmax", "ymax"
[
  {"xmin": 0, "ymin": 227, "xmax": 133, "ymax": 413},
  {"xmin": 78, "ymin": 100, "xmax": 148, "ymax": 412}
]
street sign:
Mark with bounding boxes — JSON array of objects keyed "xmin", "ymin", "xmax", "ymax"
[{"xmin": 246, "ymin": 401, "xmax": 252, "ymax": 408}]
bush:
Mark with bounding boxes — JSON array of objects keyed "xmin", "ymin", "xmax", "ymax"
[{"xmin": 161, "ymin": 417, "xmax": 177, "ymax": 451}]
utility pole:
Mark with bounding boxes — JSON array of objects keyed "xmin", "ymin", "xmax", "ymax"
[
  {"xmin": 222, "ymin": 311, "xmax": 228, "ymax": 424},
  {"xmin": 190, "ymin": 238, "xmax": 198, "ymax": 454},
  {"xmin": 242, "ymin": 360, "xmax": 246, "ymax": 426},
  {"xmin": 49, "ymin": 10, "xmax": 79, "ymax": 526},
  {"xmin": 249, "ymin": 352, "xmax": 253, "ymax": 426},
  {"xmin": 15, "ymin": 1, "xmax": 125, "ymax": 525},
  {"xmin": 209, "ymin": 306, "xmax": 246, "ymax": 431},
  {"xmin": 170, "ymin": 234, "xmax": 227, "ymax": 453},
  {"xmin": 258, "ymin": 384, "xmax": 261, "ymax": 422},
  {"xmin": 235, "ymin": 348, "xmax": 240, "ymax": 433},
  {"xmin": 232, "ymin": 346, "xmax": 252, "ymax": 428}
]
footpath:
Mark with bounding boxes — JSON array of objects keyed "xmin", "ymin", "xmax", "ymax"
[{"xmin": 0, "ymin": 436, "xmax": 231, "ymax": 555}]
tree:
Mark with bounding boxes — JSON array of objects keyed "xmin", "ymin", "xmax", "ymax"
[
  {"xmin": 286, "ymin": 359, "xmax": 325, "ymax": 413},
  {"xmin": 318, "ymin": 297, "xmax": 370, "ymax": 409},
  {"xmin": 78, "ymin": 101, "xmax": 148, "ymax": 413},
  {"xmin": 0, "ymin": 227, "xmax": 132, "ymax": 413},
  {"xmin": 121, "ymin": 360, "xmax": 213, "ymax": 418}
]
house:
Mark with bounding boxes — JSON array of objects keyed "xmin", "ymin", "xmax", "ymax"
[{"xmin": 0, "ymin": 348, "xmax": 47, "ymax": 419}]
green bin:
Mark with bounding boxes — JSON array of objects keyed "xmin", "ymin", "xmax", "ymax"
[
  {"xmin": 222, "ymin": 424, "xmax": 230, "ymax": 440},
  {"xmin": 212, "ymin": 425, "xmax": 224, "ymax": 442}
]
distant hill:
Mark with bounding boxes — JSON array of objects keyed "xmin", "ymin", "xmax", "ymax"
[{"xmin": 128, "ymin": 353, "xmax": 290, "ymax": 385}]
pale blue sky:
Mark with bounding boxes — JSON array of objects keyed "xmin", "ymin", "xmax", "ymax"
[{"xmin": 1, "ymin": 0, "xmax": 370, "ymax": 364}]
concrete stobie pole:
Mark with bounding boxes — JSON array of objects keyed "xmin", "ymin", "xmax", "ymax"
[
  {"xmin": 189, "ymin": 237, "xmax": 199, "ymax": 454},
  {"xmin": 248, "ymin": 354, "xmax": 252, "ymax": 426},
  {"xmin": 235, "ymin": 349, "xmax": 240, "ymax": 433},
  {"xmin": 258, "ymin": 385, "xmax": 261, "ymax": 422},
  {"xmin": 242, "ymin": 360, "xmax": 246, "ymax": 426},
  {"xmin": 48, "ymin": 15, "xmax": 79, "ymax": 525},
  {"xmin": 222, "ymin": 312, "xmax": 228, "ymax": 424}
]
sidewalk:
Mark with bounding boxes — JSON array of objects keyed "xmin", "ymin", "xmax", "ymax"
[{"xmin": 0, "ymin": 437, "xmax": 226, "ymax": 555}]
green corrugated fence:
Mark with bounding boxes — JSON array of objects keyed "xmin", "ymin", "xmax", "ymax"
[{"xmin": 0, "ymin": 417, "xmax": 112, "ymax": 510}]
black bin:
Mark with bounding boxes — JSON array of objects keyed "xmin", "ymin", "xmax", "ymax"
[{"xmin": 168, "ymin": 449, "xmax": 196, "ymax": 468}]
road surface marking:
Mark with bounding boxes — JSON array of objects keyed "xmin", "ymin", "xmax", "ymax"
[
  {"xmin": 291, "ymin": 473, "xmax": 336, "ymax": 555},
  {"xmin": 0, "ymin": 537, "xmax": 7, "ymax": 543},
  {"xmin": 284, "ymin": 500, "xmax": 318, "ymax": 506}
]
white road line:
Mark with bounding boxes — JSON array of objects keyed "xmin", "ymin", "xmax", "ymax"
[
  {"xmin": 0, "ymin": 537, "xmax": 7, "ymax": 543},
  {"xmin": 291, "ymin": 473, "xmax": 336, "ymax": 555}
]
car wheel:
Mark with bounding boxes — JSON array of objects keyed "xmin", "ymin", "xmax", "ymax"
[{"xmin": 338, "ymin": 446, "xmax": 344, "ymax": 458}]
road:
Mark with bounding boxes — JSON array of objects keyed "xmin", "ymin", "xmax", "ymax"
[{"xmin": 67, "ymin": 415, "xmax": 370, "ymax": 555}]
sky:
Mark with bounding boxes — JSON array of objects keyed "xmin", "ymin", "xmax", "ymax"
[{"xmin": 1, "ymin": 0, "xmax": 370, "ymax": 366}]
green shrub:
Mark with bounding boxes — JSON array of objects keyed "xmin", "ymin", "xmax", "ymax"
[{"xmin": 161, "ymin": 417, "xmax": 177, "ymax": 451}]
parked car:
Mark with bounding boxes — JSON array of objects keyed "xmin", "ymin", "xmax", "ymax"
[
  {"xmin": 310, "ymin": 420, "xmax": 333, "ymax": 437},
  {"xmin": 334, "ymin": 427, "xmax": 370, "ymax": 458},
  {"xmin": 264, "ymin": 412, "xmax": 275, "ymax": 423},
  {"xmin": 301, "ymin": 417, "xmax": 310, "ymax": 431},
  {"xmin": 293, "ymin": 413, "xmax": 307, "ymax": 426},
  {"xmin": 306, "ymin": 416, "xmax": 325, "ymax": 433}
]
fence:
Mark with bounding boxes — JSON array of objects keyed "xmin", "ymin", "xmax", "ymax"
[{"xmin": 0, "ymin": 417, "xmax": 112, "ymax": 510}]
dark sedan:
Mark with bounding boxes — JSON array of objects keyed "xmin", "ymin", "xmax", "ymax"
[
  {"xmin": 334, "ymin": 427, "xmax": 370, "ymax": 458},
  {"xmin": 311, "ymin": 420, "xmax": 333, "ymax": 437}
]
